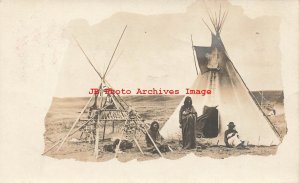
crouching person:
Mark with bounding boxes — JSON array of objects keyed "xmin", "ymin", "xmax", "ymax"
[
  {"xmin": 224, "ymin": 122, "xmax": 247, "ymax": 148},
  {"xmin": 145, "ymin": 121, "xmax": 171, "ymax": 153}
]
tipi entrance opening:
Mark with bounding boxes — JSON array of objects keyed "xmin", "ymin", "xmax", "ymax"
[{"xmin": 196, "ymin": 106, "xmax": 219, "ymax": 138}]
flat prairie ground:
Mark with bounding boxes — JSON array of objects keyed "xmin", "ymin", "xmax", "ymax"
[{"xmin": 44, "ymin": 93, "xmax": 286, "ymax": 162}]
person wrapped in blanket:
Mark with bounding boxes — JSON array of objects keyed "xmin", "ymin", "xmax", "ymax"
[
  {"xmin": 145, "ymin": 121, "xmax": 170, "ymax": 153},
  {"xmin": 179, "ymin": 96, "xmax": 197, "ymax": 149},
  {"xmin": 224, "ymin": 122, "xmax": 247, "ymax": 148}
]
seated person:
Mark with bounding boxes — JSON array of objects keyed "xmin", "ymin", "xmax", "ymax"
[
  {"xmin": 103, "ymin": 94, "xmax": 116, "ymax": 109},
  {"xmin": 146, "ymin": 121, "xmax": 163, "ymax": 147},
  {"xmin": 224, "ymin": 122, "xmax": 245, "ymax": 148},
  {"xmin": 145, "ymin": 121, "xmax": 170, "ymax": 153}
]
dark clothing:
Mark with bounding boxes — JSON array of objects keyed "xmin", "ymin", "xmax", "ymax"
[
  {"xmin": 145, "ymin": 129, "xmax": 162, "ymax": 147},
  {"xmin": 145, "ymin": 130, "xmax": 170, "ymax": 154},
  {"xmin": 224, "ymin": 129, "xmax": 238, "ymax": 147},
  {"xmin": 103, "ymin": 139, "xmax": 133, "ymax": 152},
  {"xmin": 179, "ymin": 106, "xmax": 197, "ymax": 149},
  {"xmin": 146, "ymin": 144, "xmax": 170, "ymax": 154},
  {"xmin": 145, "ymin": 121, "xmax": 169, "ymax": 153}
]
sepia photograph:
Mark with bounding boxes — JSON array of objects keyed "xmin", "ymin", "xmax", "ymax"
[
  {"xmin": 0, "ymin": 0, "xmax": 299, "ymax": 183},
  {"xmin": 43, "ymin": 1, "xmax": 286, "ymax": 162}
]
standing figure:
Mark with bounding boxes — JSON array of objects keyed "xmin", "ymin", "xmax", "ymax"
[{"xmin": 179, "ymin": 96, "xmax": 197, "ymax": 149}]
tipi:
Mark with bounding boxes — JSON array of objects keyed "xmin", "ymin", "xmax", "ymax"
[{"xmin": 160, "ymin": 10, "xmax": 281, "ymax": 146}]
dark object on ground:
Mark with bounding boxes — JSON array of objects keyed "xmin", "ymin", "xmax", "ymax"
[
  {"xmin": 103, "ymin": 139, "xmax": 133, "ymax": 152},
  {"xmin": 116, "ymin": 139, "xmax": 133, "ymax": 151},
  {"xmin": 103, "ymin": 144, "xmax": 115, "ymax": 152},
  {"xmin": 147, "ymin": 144, "xmax": 171, "ymax": 154},
  {"xmin": 196, "ymin": 144, "xmax": 207, "ymax": 150}
]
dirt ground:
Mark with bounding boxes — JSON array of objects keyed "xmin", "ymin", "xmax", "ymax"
[{"xmin": 44, "ymin": 94, "xmax": 287, "ymax": 162}]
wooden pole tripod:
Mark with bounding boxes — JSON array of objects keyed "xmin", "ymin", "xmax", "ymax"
[{"xmin": 51, "ymin": 25, "xmax": 163, "ymax": 158}]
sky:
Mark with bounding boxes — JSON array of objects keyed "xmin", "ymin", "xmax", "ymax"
[{"xmin": 53, "ymin": 0, "xmax": 284, "ymax": 97}]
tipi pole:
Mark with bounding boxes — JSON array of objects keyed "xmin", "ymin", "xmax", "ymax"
[
  {"xmin": 103, "ymin": 79, "xmax": 128, "ymax": 109},
  {"xmin": 56, "ymin": 96, "xmax": 93, "ymax": 152},
  {"xmin": 103, "ymin": 25, "xmax": 127, "ymax": 78},
  {"xmin": 103, "ymin": 80, "xmax": 129, "ymax": 109},
  {"xmin": 191, "ymin": 35, "xmax": 199, "ymax": 75},
  {"xmin": 135, "ymin": 114, "xmax": 163, "ymax": 157},
  {"xmin": 99, "ymin": 79, "xmax": 105, "ymax": 108},
  {"xmin": 99, "ymin": 79, "xmax": 107, "ymax": 141},
  {"xmin": 133, "ymin": 137, "xmax": 144, "ymax": 155},
  {"xmin": 102, "ymin": 121, "xmax": 107, "ymax": 141},
  {"xmin": 43, "ymin": 140, "xmax": 62, "ymax": 155},
  {"xmin": 144, "ymin": 130, "xmax": 163, "ymax": 157},
  {"xmin": 217, "ymin": 5, "xmax": 222, "ymax": 30},
  {"xmin": 43, "ymin": 118, "xmax": 93, "ymax": 155},
  {"xmin": 114, "ymin": 137, "xmax": 122, "ymax": 158},
  {"xmin": 202, "ymin": 19, "xmax": 213, "ymax": 34},
  {"xmin": 94, "ymin": 128, "xmax": 100, "ymax": 157},
  {"xmin": 96, "ymin": 82, "xmax": 104, "ymax": 109},
  {"xmin": 112, "ymin": 121, "xmax": 115, "ymax": 133},
  {"xmin": 114, "ymin": 120, "xmax": 127, "ymax": 158},
  {"xmin": 79, "ymin": 131, "xmax": 84, "ymax": 140},
  {"xmin": 74, "ymin": 33, "xmax": 162, "ymax": 156},
  {"xmin": 94, "ymin": 110, "xmax": 101, "ymax": 157},
  {"xmin": 111, "ymin": 91, "xmax": 127, "ymax": 110},
  {"xmin": 214, "ymin": 12, "xmax": 218, "ymax": 31},
  {"xmin": 219, "ymin": 11, "xmax": 228, "ymax": 33},
  {"xmin": 262, "ymin": 91, "xmax": 264, "ymax": 106},
  {"xmin": 259, "ymin": 91, "xmax": 264, "ymax": 107},
  {"xmin": 228, "ymin": 61, "xmax": 281, "ymax": 138},
  {"xmin": 73, "ymin": 36, "xmax": 103, "ymax": 79},
  {"xmin": 206, "ymin": 8, "xmax": 216, "ymax": 31}
]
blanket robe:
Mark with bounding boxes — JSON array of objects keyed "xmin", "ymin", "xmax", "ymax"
[
  {"xmin": 146, "ymin": 129, "xmax": 162, "ymax": 147},
  {"xmin": 179, "ymin": 106, "xmax": 197, "ymax": 149}
]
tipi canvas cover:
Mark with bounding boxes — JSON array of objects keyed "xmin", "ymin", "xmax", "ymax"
[{"xmin": 160, "ymin": 12, "xmax": 281, "ymax": 146}]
